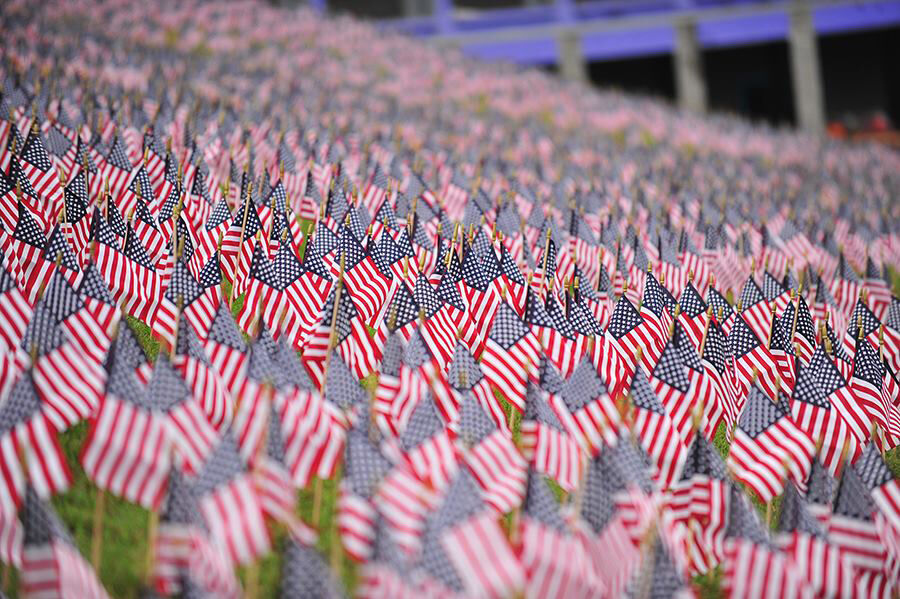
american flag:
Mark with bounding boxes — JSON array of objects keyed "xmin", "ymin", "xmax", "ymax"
[
  {"xmin": 20, "ymin": 487, "xmax": 109, "ymax": 599},
  {"xmin": 605, "ymin": 294, "xmax": 662, "ymax": 378},
  {"xmin": 520, "ymin": 364, "xmax": 583, "ymax": 492},
  {"xmin": 727, "ymin": 385, "xmax": 815, "ymax": 502},
  {"xmin": 81, "ymin": 324, "xmax": 171, "ymax": 510},
  {"xmin": 338, "ymin": 421, "xmax": 392, "ymax": 563},
  {"xmin": 424, "ymin": 468, "xmax": 524, "ymax": 598},
  {"xmin": 790, "ymin": 352, "xmax": 857, "ymax": 476},
  {"xmin": 394, "ymin": 386, "xmax": 457, "ymax": 491},
  {"xmin": 722, "ymin": 483, "xmax": 807, "ymax": 599},
  {"xmin": 554, "ymin": 355, "xmax": 621, "ymax": 456},
  {"xmin": 827, "ymin": 455, "xmax": 889, "ymax": 588},
  {"xmin": 332, "ymin": 228, "xmax": 392, "ymax": 325},
  {"xmin": 629, "ymin": 369, "xmax": 688, "ymax": 489},
  {"xmin": 480, "ymin": 301, "xmax": 539, "ymax": 412},
  {"xmin": 280, "ymin": 538, "xmax": 345, "ymax": 598},
  {"xmin": 19, "ymin": 124, "xmax": 64, "ymax": 217},
  {"xmin": 775, "ymin": 483, "xmax": 854, "ymax": 597},
  {"xmin": 855, "ymin": 443, "xmax": 900, "ymax": 584},
  {"xmin": 192, "ymin": 431, "xmax": 270, "ymax": 565},
  {"xmin": 519, "ymin": 469, "xmax": 596, "ymax": 597},
  {"xmin": 649, "ymin": 332, "xmax": 698, "ymax": 446},
  {"xmin": 1, "ymin": 1, "xmax": 900, "ymax": 595},
  {"xmin": 23, "ymin": 300, "xmax": 103, "ymax": 431},
  {"xmin": 457, "ymin": 392, "xmax": 527, "ymax": 514},
  {"xmin": 667, "ymin": 433, "xmax": 729, "ymax": 574},
  {"xmin": 811, "ymin": 343, "xmax": 867, "ymax": 462},
  {"xmin": 10, "ymin": 202, "xmax": 55, "ymax": 303},
  {"xmin": 152, "ymin": 470, "xmax": 240, "ymax": 597},
  {"xmin": 728, "ymin": 313, "xmax": 785, "ymax": 401}
]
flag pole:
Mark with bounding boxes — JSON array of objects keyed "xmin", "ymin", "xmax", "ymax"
[
  {"xmin": 540, "ymin": 227, "xmax": 552, "ymax": 298},
  {"xmin": 697, "ymin": 306, "xmax": 713, "ymax": 358},
  {"xmin": 788, "ymin": 286, "xmax": 802, "ymax": 346},
  {"xmin": 89, "ymin": 315, "xmax": 127, "ymax": 570},
  {"xmin": 244, "ymin": 383, "xmax": 271, "ymax": 599},
  {"xmin": 90, "ymin": 488, "xmax": 107, "ymax": 568},
  {"xmin": 313, "ymin": 250, "xmax": 346, "ymax": 529},
  {"xmin": 231, "ymin": 178, "xmax": 253, "ymax": 304}
]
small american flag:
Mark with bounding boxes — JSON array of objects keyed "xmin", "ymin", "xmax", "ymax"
[{"xmin": 20, "ymin": 487, "xmax": 109, "ymax": 599}]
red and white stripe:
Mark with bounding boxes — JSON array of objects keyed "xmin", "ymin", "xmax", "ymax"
[
  {"xmin": 728, "ymin": 421, "xmax": 815, "ymax": 503},
  {"xmin": 166, "ymin": 400, "xmax": 217, "ymax": 476},
  {"xmin": 81, "ymin": 396, "xmax": 171, "ymax": 510},
  {"xmin": 520, "ymin": 517, "xmax": 596, "ymax": 599},
  {"xmin": 632, "ymin": 404, "xmax": 688, "ymax": 490},
  {"xmin": 828, "ymin": 514, "xmax": 887, "ymax": 575},
  {"xmin": 279, "ymin": 390, "xmax": 345, "ymax": 487},
  {"xmin": 32, "ymin": 343, "xmax": 104, "ymax": 431},
  {"xmin": 722, "ymin": 538, "xmax": 807, "ymax": 599},
  {"xmin": 21, "ymin": 541, "xmax": 109, "ymax": 599},
  {"xmin": 777, "ymin": 532, "xmax": 854, "ymax": 598},
  {"xmin": 549, "ymin": 391, "xmax": 620, "ymax": 458},
  {"xmin": 440, "ymin": 511, "xmax": 524, "ymax": 599},
  {"xmin": 374, "ymin": 466, "xmax": 437, "ymax": 558},
  {"xmin": 519, "ymin": 419, "xmax": 583, "ymax": 493},
  {"xmin": 337, "ymin": 485, "xmax": 378, "ymax": 563},
  {"xmin": 463, "ymin": 430, "xmax": 527, "ymax": 514},
  {"xmin": 198, "ymin": 475, "xmax": 270, "ymax": 565},
  {"xmin": 402, "ymin": 431, "xmax": 459, "ymax": 492}
]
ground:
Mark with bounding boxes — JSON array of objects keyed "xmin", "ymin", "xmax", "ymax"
[{"xmin": 3, "ymin": 241, "xmax": 896, "ymax": 598}]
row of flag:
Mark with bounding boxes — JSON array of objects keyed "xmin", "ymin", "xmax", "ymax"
[{"xmin": 0, "ymin": 0, "xmax": 899, "ymax": 597}]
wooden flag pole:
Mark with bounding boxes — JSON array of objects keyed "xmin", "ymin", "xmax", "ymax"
[
  {"xmin": 697, "ymin": 306, "xmax": 713, "ymax": 358},
  {"xmin": 541, "ymin": 227, "xmax": 552, "ymax": 298},
  {"xmin": 244, "ymin": 384, "xmax": 272, "ymax": 599},
  {"xmin": 90, "ymin": 489, "xmax": 107, "ymax": 568},
  {"xmin": 144, "ymin": 508, "xmax": 159, "ymax": 586},
  {"xmin": 312, "ymin": 251, "xmax": 347, "ymax": 529},
  {"xmin": 321, "ymin": 250, "xmax": 347, "ymax": 392},
  {"xmin": 789, "ymin": 286, "xmax": 802, "ymax": 346},
  {"xmin": 231, "ymin": 179, "xmax": 253, "ymax": 303}
]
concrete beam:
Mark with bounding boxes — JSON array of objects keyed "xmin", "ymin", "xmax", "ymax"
[
  {"xmin": 674, "ymin": 18, "xmax": 707, "ymax": 113},
  {"xmin": 557, "ymin": 30, "xmax": 587, "ymax": 83},
  {"xmin": 788, "ymin": 3, "xmax": 826, "ymax": 133}
]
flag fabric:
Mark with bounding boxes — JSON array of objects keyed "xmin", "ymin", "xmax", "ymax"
[
  {"xmin": 192, "ymin": 432, "xmax": 270, "ymax": 565},
  {"xmin": 790, "ymin": 352, "xmax": 858, "ymax": 476},
  {"xmin": 727, "ymin": 385, "xmax": 815, "ymax": 503},
  {"xmin": 2, "ymin": 1, "xmax": 900, "ymax": 596},
  {"xmin": 667, "ymin": 433, "xmax": 729, "ymax": 574},
  {"xmin": 480, "ymin": 301, "xmax": 539, "ymax": 412},
  {"xmin": 457, "ymin": 393, "xmax": 527, "ymax": 514},
  {"xmin": 555, "ymin": 355, "xmax": 621, "ymax": 456},
  {"xmin": 629, "ymin": 369, "xmax": 688, "ymax": 489},
  {"xmin": 775, "ymin": 483, "xmax": 854, "ymax": 598},
  {"xmin": 80, "ymin": 325, "xmax": 171, "ymax": 510},
  {"xmin": 20, "ymin": 487, "xmax": 109, "ymax": 599},
  {"xmin": 519, "ymin": 469, "xmax": 596, "ymax": 598},
  {"xmin": 423, "ymin": 469, "xmax": 524, "ymax": 599},
  {"xmin": 520, "ymin": 361, "xmax": 583, "ymax": 492}
]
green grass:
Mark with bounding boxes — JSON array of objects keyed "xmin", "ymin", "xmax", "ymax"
[{"xmin": 4, "ymin": 243, "xmax": 898, "ymax": 597}]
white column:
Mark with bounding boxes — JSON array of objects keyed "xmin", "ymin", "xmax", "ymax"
[
  {"xmin": 558, "ymin": 30, "xmax": 587, "ymax": 83},
  {"xmin": 788, "ymin": 2, "xmax": 825, "ymax": 134},
  {"xmin": 674, "ymin": 17, "xmax": 707, "ymax": 114}
]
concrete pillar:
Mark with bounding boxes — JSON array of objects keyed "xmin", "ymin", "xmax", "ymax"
[
  {"xmin": 558, "ymin": 31, "xmax": 587, "ymax": 83},
  {"xmin": 674, "ymin": 18, "xmax": 707, "ymax": 114},
  {"xmin": 788, "ymin": 3, "xmax": 825, "ymax": 134}
]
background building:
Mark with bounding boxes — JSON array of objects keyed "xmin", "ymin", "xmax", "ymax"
[{"xmin": 297, "ymin": 0, "xmax": 900, "ymax": 138}]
